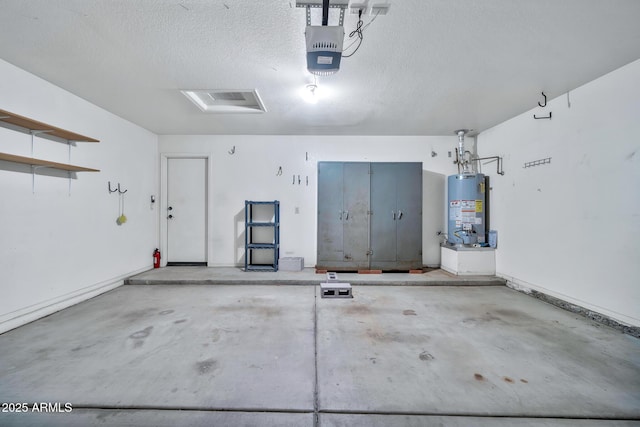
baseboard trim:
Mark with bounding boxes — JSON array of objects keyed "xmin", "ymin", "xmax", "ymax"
[
  {"xmin": 500, "ymin": 274, "xmax": 639, "ymax": 338},
  {"xmin": 0, "ymin": 266, "xmax": 151, "ymax": 334}
]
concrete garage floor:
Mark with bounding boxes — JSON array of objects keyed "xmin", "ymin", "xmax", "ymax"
[{"xmin": 0, "ymin": 270, "xmax": 639, "ymax": 426}]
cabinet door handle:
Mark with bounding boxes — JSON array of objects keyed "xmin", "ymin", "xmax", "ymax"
[
  {"xmin": 398, "ymin": 210, "xmax": 403, "ymax": 220},
  {"xmin": 339, "ymin": 210, "xmax": 343, "ymax": 220},
  {"xmin": 344, "ymin": 211, "xmax": 349, "ymax": 220},
  {"xmin": 392, "ymin": 210, "xmax": 396, "ymax": 220}
]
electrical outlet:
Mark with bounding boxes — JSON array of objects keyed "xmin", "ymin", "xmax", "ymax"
[
  {"xmin": 348, "ymin": 0, "xmax": 368, "ymax": 14},
  {"xmin": 370, "ymin": 3, "xmax": 390, "ymax": 15}
]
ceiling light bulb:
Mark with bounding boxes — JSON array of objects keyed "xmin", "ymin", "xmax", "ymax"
[{"xmin": 302, "ymin": 84, "xmax": 319, "ymax": 104}]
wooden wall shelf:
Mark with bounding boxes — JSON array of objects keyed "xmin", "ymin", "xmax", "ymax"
[
  {"xmin": 0, "ymin": 152, "xmax": 100, "ymax": 172},
  {"xmin": 0, "ymin": 109, "xmax": 100, "ymax": 192},
  {"xmin": 0, "ymin": 109, "xmax": 99, "ymax": 142}
]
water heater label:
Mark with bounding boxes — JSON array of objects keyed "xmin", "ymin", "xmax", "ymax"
[
  {"xmin": 449, "ymin": 200, "xmax": 461, "ymax": 220},
  {"xmin": 451, "ymin": 200, "xmax": 482, "ymax": 225},
  {"xmin": 461, "ymin": 200, "xmax": 475, "ymax": 210},
  {"xmin": 460, "ymin": 200, "xmax": 476, "ymax": 224},
  {"xmin": 462, "ymin": 212, "xmax": 475, "ymax": 224}
]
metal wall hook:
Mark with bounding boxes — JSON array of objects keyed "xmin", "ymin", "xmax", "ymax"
[
  {"xmin": 538, "ymin": 91, "xmax": 547, "ymax": 108},
  {"xmin": 533, "ymin": 112, "xmax": 552, "ymax": 120},
  {"xmin": 109, "ymin": 181, "xmax": 128, "ymax": 194}
]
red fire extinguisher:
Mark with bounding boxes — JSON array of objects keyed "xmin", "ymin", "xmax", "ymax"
[{"xmin": 153, "ymin": 248, "xmax": 161, "ymax": 268}]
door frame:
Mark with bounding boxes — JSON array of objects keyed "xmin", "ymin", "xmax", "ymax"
[{"xmin": 160, "ymin": 153, "xmax": 213, "ymax": 267}]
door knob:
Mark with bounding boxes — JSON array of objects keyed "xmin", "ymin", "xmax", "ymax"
[
  {"xmin": 168, "ymin": 206, "xmax": 173, "ymax": 211},
  {"xmin": 168, "ymin": 214, "xmax": 174, "ymax": 219}
]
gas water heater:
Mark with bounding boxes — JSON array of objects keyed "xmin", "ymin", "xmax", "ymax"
[{"xmin": 447, "ymin": 173, "xmax": 486, "ymax": 245}]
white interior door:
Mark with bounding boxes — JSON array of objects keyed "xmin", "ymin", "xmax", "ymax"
[{"xmin": 167, "ymin": 158, "xmax": 207, "ymax": 264}]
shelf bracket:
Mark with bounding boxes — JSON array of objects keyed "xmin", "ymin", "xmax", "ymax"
[
  {"xmin": 31, "ymin": 165, "xmax": 48, "ymax": 194},
  {"xmin": 30, "ymin": 129, "xmax": 54, "ymax": 157},
  {"xmin": 68, "ymin": 143, "xmax": 72, "ymax": 195}
]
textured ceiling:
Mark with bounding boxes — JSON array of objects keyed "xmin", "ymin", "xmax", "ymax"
[{"xmin": 0, "ymin": 0, "xmax": 639, "ymax": 136}]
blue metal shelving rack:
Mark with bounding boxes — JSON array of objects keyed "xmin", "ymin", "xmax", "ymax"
[{"xmin": 244, "ymin": 200, "xmax": 280, "ymax": 271}]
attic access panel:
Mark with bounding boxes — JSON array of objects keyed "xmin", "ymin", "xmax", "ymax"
[{"xmin": 181, "ymin": 90, "xmax": 266, "ymax": 113}]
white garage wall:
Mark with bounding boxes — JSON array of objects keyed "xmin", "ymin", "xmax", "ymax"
[
  {"xmin": 0, "ymin": 59, "xmax": 159, "ymax": 333},
  {"xmin": 477, "ymin": 59, "xmax": 640, "ymax": 326},
  {"xmin": 159, "ymin": 135, "xmax": 459, "ymax": 268}
]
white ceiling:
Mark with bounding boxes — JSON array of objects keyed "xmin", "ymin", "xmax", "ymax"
[{"xmin": 1, "ymin": 0, "xmax": 639, "ymax": 136}]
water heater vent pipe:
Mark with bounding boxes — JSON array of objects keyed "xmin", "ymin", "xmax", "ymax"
[{"xmin": 454, "ymin": 129, "xmax": 471, "ymax": 174}]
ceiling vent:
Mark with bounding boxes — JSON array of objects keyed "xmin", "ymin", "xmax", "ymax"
[{"xmin": 181, "ymin": 90, "xmax": 266, "ymax": 113}]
